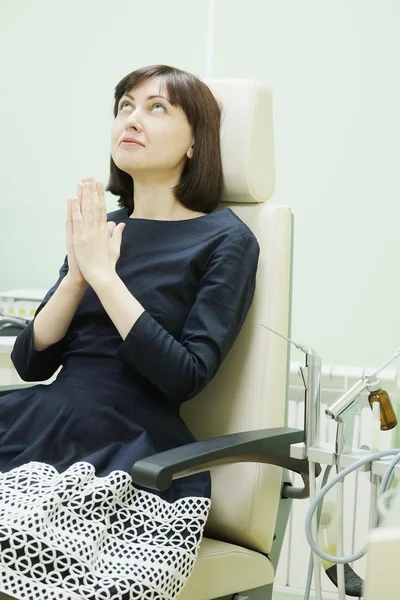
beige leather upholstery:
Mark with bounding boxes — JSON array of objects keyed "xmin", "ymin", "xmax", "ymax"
[
  {"xmin": 213, "ymin": 79, "xmax": 275, "ymax": 203},
  {"xmin": 178, "ymin": 80, "xmax": 293, "ymax": 599},
  {"xmin": 180, "ymin": 538, "xmax": 275, "ymax": 600}
]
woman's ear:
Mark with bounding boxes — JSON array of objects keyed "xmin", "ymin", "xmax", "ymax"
[{"xmin": 186, "ymin": 142, "xmax": 194, "ymax": 159}]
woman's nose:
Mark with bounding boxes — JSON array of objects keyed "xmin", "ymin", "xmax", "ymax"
[{"xmin": 124, "ymin": 109, "xmax": 143, "ymax": 132}]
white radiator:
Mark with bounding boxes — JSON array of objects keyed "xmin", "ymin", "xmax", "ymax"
[{"xmin": 274, "ymin": 362, "xmax": 399, "ymax": 597}]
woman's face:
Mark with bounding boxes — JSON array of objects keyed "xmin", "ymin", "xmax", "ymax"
[{"xmin": 111, "ymin": 77, "xmax": 194, "ymax": 178}]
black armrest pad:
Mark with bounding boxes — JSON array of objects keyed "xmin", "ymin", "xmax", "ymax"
[{"xmin": 131, "ymin": 427, "xmax": 313, "ymax": 491}]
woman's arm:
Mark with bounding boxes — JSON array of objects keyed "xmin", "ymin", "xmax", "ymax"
[
  {"xmin": 101, "ymin": 233, "xmax": 260, "ymax": 405},
  {"xmin": 69, "ymin": 180, "xmax": 259, "ymax": 404},
  {"xmin": 11, "ymin": 258, "xmax": 81, "ymax": 381},
  {"xmin": 91, "ymin": 272, "xmax": 145, "ymax": 340},
  {"xmin": 33, "ymin": 274, "xmax": 88, "ymax": 351}
]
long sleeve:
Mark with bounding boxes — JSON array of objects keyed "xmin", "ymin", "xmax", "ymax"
[
  {"xmin": 11, "ymin": 258, "xmax": 69, "ymax": 382},
  {"xmin": 115, "ymin": 233, "xmax": 260, "ymax": 404}
]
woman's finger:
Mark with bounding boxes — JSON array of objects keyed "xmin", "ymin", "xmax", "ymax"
[
  {"xmin": 79, "ymin": 177, "xmax": 94, "ymax": 209},
  {"xmin": 107, "ymin": 221, "xmax": 116, "ymax": 237},
  {"xmin": 91, "ymin": 179, "xmax": 101, "ymax": 228},
  {"xmin": 81, "ymin": 182, "xmax": 93, "ymax": 224},
  {"xmin": 71, "ymin": 197, "xmax": 83, "ymax": 235},
  {"xmin": 109, "ymin": 222, "xmax": 126, "ymax": 256},
  {"xmin": 96, "ymin": 181, "xmax": 107, "ymax": 224}
]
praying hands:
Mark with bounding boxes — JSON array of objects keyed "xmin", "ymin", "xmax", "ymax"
[{"xmin": 66, "ymin": 176, "xmax": 126, "ymax": 288}]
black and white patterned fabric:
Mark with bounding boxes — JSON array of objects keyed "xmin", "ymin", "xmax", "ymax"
[{"xmin": 0, "ymin": 462, "xmax": 210, "ymax": 600}]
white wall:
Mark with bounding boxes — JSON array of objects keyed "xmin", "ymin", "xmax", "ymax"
[
  {"xmin": 0, "ymin": 0, "xmax": 208, "ymax": 286},
  {"xmin": 1, "ymin": 0, "xmax": 399, "ymax": 369}
]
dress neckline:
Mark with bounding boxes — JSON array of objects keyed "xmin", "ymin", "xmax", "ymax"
[{"xmin": 124, "ymin": 207, "xmax": 230, "ymax": 223}]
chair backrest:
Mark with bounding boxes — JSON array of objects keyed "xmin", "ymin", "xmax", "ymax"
[{"xmin": 180, "ymin": 80, "xmax": 293, "ymax": 554}]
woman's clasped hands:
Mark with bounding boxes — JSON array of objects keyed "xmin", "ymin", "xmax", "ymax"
[{"xmin": 66, "ymin": 177, "xmax": 126, "ymax": 288}]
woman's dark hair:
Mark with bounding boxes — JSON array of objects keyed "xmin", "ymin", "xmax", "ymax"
[{"xmin": 106, "ymin": 65, "xmax": 223, "ymax": 214}]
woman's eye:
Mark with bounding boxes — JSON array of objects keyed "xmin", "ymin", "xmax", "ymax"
[
  {"xmin": 152, "ymin": 103, "xmax": 166, "ymax": 113},
  {"xmin": 119, "ymin": 101, "xmax": 131, "ymax": 111}
]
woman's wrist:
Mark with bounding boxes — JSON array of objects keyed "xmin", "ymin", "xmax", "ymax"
[
  {"xmin": 62, "ymin": 273, "xmax": 89, "ymax": 294},
  {"xmin": 88, "ymin": 269, "xmax": 119, "ymax": 294}
]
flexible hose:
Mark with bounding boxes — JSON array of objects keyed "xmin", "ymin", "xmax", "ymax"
[
  {"xmin": 304, "ymin": 465, "xmax": 333, "ymax": 600},
  {"xmin": 305, "ymin": 449, "xmax": 400, "ymax": 564},
  {"xmin": 308, "ymin": 460, "xmax": 323, "ymax": 600},
  {"xmin": 376, "ymin": 487, "xmax": 398, "ymax": 521},
  {"xmin": 336, "ymin": 477, "xmax": 346, "ymax": 599}
]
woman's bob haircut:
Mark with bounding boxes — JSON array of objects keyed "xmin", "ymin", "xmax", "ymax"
[{"xmin": 106, "ymin": 65, "xmax": 224, "ymax": 214}]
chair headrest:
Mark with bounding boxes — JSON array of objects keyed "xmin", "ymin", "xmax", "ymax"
[{"xmin": 205, "ymin": 79, "xmax": 275, "ymax": 204}]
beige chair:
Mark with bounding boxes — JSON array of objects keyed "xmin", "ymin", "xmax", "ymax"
[
  {"xmin": 130, "ymin": 79, "xmax": 310, "ymax": 600},
  {"xmin": 0, "ymin": 79, "xmax": 310, "ymax": 600}
]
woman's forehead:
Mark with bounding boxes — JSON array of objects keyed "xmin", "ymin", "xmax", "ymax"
[{"xmin": 126, "ymin": 77, "xmax": 168, "ymax": 100}]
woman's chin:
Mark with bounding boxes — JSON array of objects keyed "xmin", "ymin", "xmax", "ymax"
[{"xmin": 114, "ymin": 161, "xmax": 146, "ymax": 177}]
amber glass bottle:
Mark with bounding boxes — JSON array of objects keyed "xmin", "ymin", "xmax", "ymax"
[{"xmin": 367, "ymin": 375, "xmax": 398, "ymax": 431}]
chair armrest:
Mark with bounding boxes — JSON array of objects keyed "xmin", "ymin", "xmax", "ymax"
[
  {"xmin": 131, "ymin": 427, "xmax": 317, "ymax": 498},
  {"xmin": 0, "ymin": 384, "xmax": 35, "ymax": 397}
]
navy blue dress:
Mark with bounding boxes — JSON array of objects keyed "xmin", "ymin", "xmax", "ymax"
[{"xmin": 0, "ymin": 207, "xmax": 260, "ymax": 503}]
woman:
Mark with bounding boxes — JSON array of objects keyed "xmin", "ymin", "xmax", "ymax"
[{"xmin": 0, "ymin": 65, "xmax": 260, "ymax": 600}]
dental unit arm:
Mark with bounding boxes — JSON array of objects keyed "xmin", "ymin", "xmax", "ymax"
[
  {"xmin": 307, "ymin": 347, "xmax": 400, "ymax": 600},
  {"xmin": 325, "ymin": 349, "xmax": 400, "ymax": 460},
  {"xmin": 261, "ymin": 325, "xmax": 327, "ymax": 599},
  {"xmin": 263, "ymin": 324, "xmax": 400, "ymax": 599},
  {"xmin": 260, "ymin": 325, "xmax": 322, "ymax": 454},
  {"xmin": 325, "ymin": 347, "xmax": 400, "ymax": 423}
]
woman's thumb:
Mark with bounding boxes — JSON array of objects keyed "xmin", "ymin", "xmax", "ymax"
[
  {"xmin": 111, "ymin": 222, "xmax": 126, "ymax": 246},
  {"xmin": 107, "ymin": 221, "xmax": 117, "ymax": 237}
]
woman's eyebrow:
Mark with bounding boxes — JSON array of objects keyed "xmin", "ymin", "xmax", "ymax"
[{"xmin": 123, "ymin": 93, "xmax": 170, "ymax": 103}]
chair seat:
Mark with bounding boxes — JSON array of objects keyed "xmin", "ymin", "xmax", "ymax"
[{"xmin": 178, "ymin": 537, "xmax": 274, "ymax": 600}]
